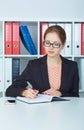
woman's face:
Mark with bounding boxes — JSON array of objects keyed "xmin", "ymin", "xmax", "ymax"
[{"xmin": 44, "ymin": 32, "xmax": 64, "ymax": 57}]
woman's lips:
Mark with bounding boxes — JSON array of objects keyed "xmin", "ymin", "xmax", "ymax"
[{"xmin": 48, "ymin": 51, "xmax": 54, "ymax": 53}]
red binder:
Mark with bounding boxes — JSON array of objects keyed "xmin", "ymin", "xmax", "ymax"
[
  {"xmin": 40, "ymin": 23, "xmax": 49, "ymax": 55},
  {"xmin": 81, "ymin": 23, "xmax": 84, "ymax": 55},
  {"xmin": 4, "ymin": 22, "xmax": 13, "ymax": 54},
  {"xmin": 12, "ymin": 22, "xmax": 20, "ymax": 55}
]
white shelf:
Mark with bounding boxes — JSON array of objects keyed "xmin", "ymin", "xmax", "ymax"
[
  {"xmin": 4, "ymin": 55, "xmax": 38, "ymax": 58},
  {"xmin": 0, "ymin": 19, "xmax": 84, "ymax": 96},
  {"xmin": 79, "ymin": 89, "xmax": 84, "ymax": 92}
]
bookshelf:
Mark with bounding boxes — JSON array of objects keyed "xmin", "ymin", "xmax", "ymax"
[{"xmin": 0, "ymin": 19, "xmax": 84, "ymax": 97}]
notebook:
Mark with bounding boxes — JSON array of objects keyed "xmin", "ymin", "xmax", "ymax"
[{"xmin": 16, "ymin": 94, "xmax": 69, "ymax": 104}]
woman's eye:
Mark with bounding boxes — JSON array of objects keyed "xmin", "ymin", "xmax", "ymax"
[
  {"xmin": 46, "ymin": 42, "xmax": 50, "ymax": 45},
  {"xmin": 54, "ymin": 43, "xmax": 59, "ymax": 46}
]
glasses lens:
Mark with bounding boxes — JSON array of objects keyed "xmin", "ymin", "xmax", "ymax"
[
  {"xmin": 44, "ymin": 41, "xmax": 50, "ymax": 47},
  {"xmin": 53, "ymin": 43, "xmax": 61, "ymax": 48}
]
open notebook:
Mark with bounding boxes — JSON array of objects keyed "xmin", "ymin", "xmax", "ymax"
[{"xmin": 16, "ymin": 94, "xmax": 69, "ymax": 104}]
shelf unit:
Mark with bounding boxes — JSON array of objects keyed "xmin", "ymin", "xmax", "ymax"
[{"xmin": 0, "ymin": 19, "xmax": 84, "ymax": 97}]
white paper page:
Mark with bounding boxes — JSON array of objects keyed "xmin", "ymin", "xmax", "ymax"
[{"xmin": 16, "ymin": 94, "xmax": 53, "ymax": 104}]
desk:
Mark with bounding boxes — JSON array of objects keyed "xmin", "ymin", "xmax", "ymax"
[{"xmin": 0, "ymin": 97, "xmax": 84, "ymax": 130}]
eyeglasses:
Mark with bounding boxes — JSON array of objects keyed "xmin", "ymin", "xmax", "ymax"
[{"xmin": 43, "ymin": 40, "xmax": 62, "ymax": 48}]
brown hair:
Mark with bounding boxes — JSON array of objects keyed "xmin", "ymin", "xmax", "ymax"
[{"xmin": 44, "ymin": 25, "xmax": 66, "ymax": 45}]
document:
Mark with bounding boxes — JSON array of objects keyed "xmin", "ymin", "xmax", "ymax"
[{"xmin": 16, "ymin": 94, "xmax": 69, "ymax": 104}]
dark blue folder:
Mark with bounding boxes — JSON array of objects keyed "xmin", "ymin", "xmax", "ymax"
[{"xmin": 12, "ymin": 58, "xmax": 20, "ymax": 82}]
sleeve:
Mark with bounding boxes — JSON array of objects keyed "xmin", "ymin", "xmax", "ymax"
[
  {"xmin": 5, "ymin": 60, "xmax": 33, "ymax": 97},
  {"xmin": 72, "ymin": 62, "xmax": 79, "ymax": 97},
  {"xmin": 61, "ymin": 62, "xmax": 79, "ymax": 97}
]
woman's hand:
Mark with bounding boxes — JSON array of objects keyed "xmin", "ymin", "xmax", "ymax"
[
  {"xmin": 21, "ymin": 88, "xmax": 39, "ymax": 98},
  {"xmin": 42, "ymin": 88, "xmax": 62, "ymax": 97}
]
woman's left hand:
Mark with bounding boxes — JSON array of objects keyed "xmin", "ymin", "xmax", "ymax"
[{"xmin": 42, "ymin": 88, "xmax": 62, "ymax": 97}]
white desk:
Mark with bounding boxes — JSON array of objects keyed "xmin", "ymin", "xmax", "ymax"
[{"xmin": 0, "ymin": 97, "xmax": 84, "ymax": 130}]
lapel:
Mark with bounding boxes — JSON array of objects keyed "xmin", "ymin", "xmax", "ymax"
[
  {"xmin": 40, "ymin": 55, "xmax": 50, "ymax": 89},
  {"xmin": 60, "ymin": 56, "xmax": 68, "ymax": 90}
]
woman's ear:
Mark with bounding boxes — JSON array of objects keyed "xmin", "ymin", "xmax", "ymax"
[{"xmin": 61, "ymin": 42, "xmax": 66, "ymax": 49}]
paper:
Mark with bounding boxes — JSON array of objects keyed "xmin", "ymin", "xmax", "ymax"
[{"xmin": 16, "ymin": 94, "xmax": 53, "ymax": 104}]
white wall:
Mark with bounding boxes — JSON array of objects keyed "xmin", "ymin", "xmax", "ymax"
[{"xmin": 0, "ymin": 0, "xmax": 84, "ymax": 19}]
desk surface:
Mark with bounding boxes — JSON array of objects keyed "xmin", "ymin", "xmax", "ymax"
[{"xmin": 0, "ymin": 97, "xmax": 84, "ymax": 130}]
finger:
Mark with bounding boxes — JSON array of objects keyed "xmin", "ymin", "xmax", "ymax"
[
  {"xmin": 43, "ymin": 89, "xmax": 53, "ymax": 95},
  {"xmin": 29, "ymin": 88, "xmax": 37, "ymax": 94},
  {"xmin": 25, "ymin": 89, "xmax": 37, "ymax": 98},
  {"xmin": 26, "ymin": 92, "xmax": 37, "ymax": 99},
  {"xmin": 29, "ymin": 93, "xmax": 37, "ymax": 98},
  {"xmin": 42, "ymin": 91, "xmax": 49, "ymax": 95},
  {"xmin": 34, "ymin": 89, "xmax": 39, "ymax": 95}
]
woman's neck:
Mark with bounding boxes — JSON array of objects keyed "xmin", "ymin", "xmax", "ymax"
[{"xmin": 47, "ymin": 55, "xmax": 62, "ymax": 66}]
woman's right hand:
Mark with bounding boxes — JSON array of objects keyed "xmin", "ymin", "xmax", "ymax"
[{"xmin": 21, "ymin": 88, "xmax": 39, "ymax": 98}]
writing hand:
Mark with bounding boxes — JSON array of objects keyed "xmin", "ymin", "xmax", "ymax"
[{"xmin": 21, "ymin": 88, "xmax": 39, "ymax": 98}]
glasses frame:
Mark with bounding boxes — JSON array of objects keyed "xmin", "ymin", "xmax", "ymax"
[{"xmin": 43, "ymin": 40, "xmax": 62, "ymax": 48}]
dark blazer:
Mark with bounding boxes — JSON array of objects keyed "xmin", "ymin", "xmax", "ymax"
[{"xmin": 5, "ymin": 55, "xmax": 79, "ymax": 97}]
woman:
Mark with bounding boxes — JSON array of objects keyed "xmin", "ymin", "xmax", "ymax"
[{"xmin": 5, "ymin": 25, "xmax": 79, "ymax": 98}]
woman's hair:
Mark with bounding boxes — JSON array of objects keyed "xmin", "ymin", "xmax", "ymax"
[{"xmin": 44, "ymin": 25, "xmax": 66, "ymax": 45}]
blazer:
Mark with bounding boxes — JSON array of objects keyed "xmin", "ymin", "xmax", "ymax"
[{"xmin": 5, "ymin": 55, "xmax": 79, "ymax": 97}]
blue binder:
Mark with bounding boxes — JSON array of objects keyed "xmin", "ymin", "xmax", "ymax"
[{"xmin": 20, "ymin": 25, "xmax": 37, "ymax": 54}]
